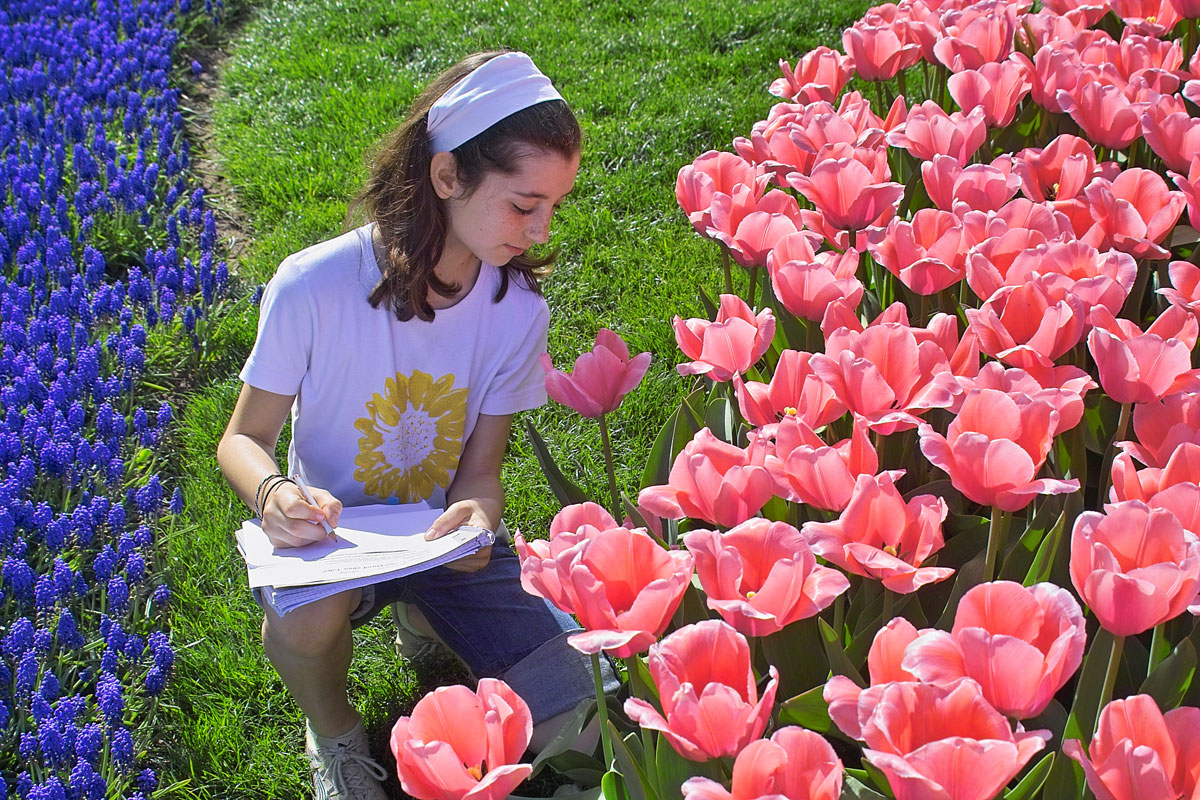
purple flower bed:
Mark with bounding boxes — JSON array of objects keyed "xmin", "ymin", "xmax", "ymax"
[{"xmin": 1, "ymin": 0, "xmax": 227, "ymax": 795}]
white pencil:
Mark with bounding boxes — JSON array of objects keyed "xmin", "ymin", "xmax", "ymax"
[{"xmin": 292, "ymin": 473, "xmax": 338, "ymax": 542}]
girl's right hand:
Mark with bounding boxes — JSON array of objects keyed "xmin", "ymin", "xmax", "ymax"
[{"xmin": 261, "ymin": 482, "xmax": 343, "ymax": 548}]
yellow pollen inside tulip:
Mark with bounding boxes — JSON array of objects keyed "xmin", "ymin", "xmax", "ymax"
[
  {"xmin": 746, "ymin": 590, "xmax": 757, "ymax": 599},
  {"xmin": 884, "ymin": 544, "xmax": 898, "ymax": 557},
  {"xmin": 1147, "ymin": 14, "xmax": 1157, "ymax": 21},
  {"xmin": 467, "ymin": 765, "xmax": 484, "ymax": 781},
  {"xmin": 1050, "ymin": 182, "xmax": 1059, "ymax": 198},
  {"xmin": 783, "ymin": 406, "xmax": 798, "ymax": 416}
]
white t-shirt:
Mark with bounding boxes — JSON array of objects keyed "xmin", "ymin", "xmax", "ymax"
[{"xmin": 240, "ymin": 223, "xmax": 549, "ymax": 509}]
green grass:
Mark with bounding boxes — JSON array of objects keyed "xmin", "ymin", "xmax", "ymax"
[{"xmin": 163, "ymin": 0, "xmax": 870, "ymax": 795}]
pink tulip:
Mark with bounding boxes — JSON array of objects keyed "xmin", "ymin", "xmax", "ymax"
[
  {"xmin": 843, "ymin": 23, "xmax": 920, "ymax": 81},
  {"xmin": 1011, "ymin": 134, "xmax": 1109, "ymax": 202},
  {"xmin": 962, "ymin": 226, "xmax": 1053, "ymax": 301},
  {"xmin": 824, "ymin": 617, "xmax": 923, "ymax": 739},
  {"xmin": 390, "ymin": 679, "xmax": 533, "ymax": 800},
  {"xmin": 684, "ymin": 519, "xmax": 849, "ymax": 636},
  {"xmin": 1030, "ymin": 45, "xmax": 1084, "ymax": 114},
  {"xmin": 1042, "ymin": 0, "xmax": 1109, "ymax": 25},
  {"xmin": 1123, "ymin": 391, "xmax": 1200, "ymax": 467},
  {"xmin": 1017, "ymin": 10, "xmax": 1085, "ymax": 50},
  {"xmin": 1110, "ymin": 442, "xmax": 1200, "ymax": 512},
  {"xmin": 766, "ymin": 416, "xmax": 896, "ymax": 512},
  {"xmin": 786, "ymin": 157, "xmax": 904, "ymax": 233},
  {"xmin": 682, "ymin": 727, "xmax": 844, "ymax": 800},
  {"xmin": 810, "ymin": 321, "xmax": 961, "ymax": 434},
  {"xmin": 1054, "ymin": 170, "xmax": 1185, "ymax": 260},
  {"xmin": 1088, "ymin": 305, "xmax": 1200, "ymax": 404},
  {"xmin": 1142, "ymin": 110, "xmax": 1200, "ymax": 174},
  {"xmin": 956, "ymin": 362, "xmax": 1095, "ymax": 435},
  {"xmin": 514, "ymin": 502, "xmax": 619, "ymax": 612},
  {"xmin": 639, "ymin": 427, "xmax": 775, "ymax": 528},
  {"xmin": 733, "ymin": 349, "xmax": 846, "ymax": 431},
  {"xmin": 1162, "ymin": 260, "xmax": 1200, "ymax": 321},
  {"xmin": 707, "ymin": 184, "xmax": 805, "ymax": 268},
  {"xmin": 866, "ymin": 208, "xmax": 969, "ymax": 295},
  {"xmin": 624, "ymin": 620, "xmax": 779, "ymax": 761},
  {"xmin": 903, "ymin": 581, "xmax": 1087, "ymax": 719},
  {"xmin": 1171, "ymin": 0, "xmax": 1200, "ymax": 16},
  {"xmin": 771, "ymin": 47, "xmax": 855, "ymax": 103},
  {"xmin": 934, "ymin": 7, "xmax": 1018, "ymax": 71},
  {"xmin": 921, "ymin": 156, "xmax": 1020, "ymax": 214},
  {"xmin": 848, "ymin": 680, "xmax": 1049, "ymax": 800},
  {"xmin": 540, "ymin": 329, "xmax": 650, "ymax": 419},
  {"xmin": 1112, "ymin": 0, "xmax": 1181, "ymax": 34},
  {"xmin": 676, "ymin": 151, "xmax": 768, "ymax": 235},
  {"xmin": 919, "ymin": 388, "xmax": 1080, "ymax": 511},
  {"xmin": 1114, "ymin": 30, "xmax": 1184, "ymax": 77},
  {"xmin": 1070, "ymin": 501, "xmax": 1200, "ymax": 636},
  {"xmin": 1056, "ymin": 81, "xmax": 1147, "ymax": 150},
  {"xmin": 803, "ymin": 472, "xmax": 953, "ymax": 593},
  {"xmin": 562, "ymin": 526, "xmax": 694, "ymax": 657},
  {"xmin": 965, "ymin": 278, "xmax": 1087, "ymax": 372},
  {"xmin": 1065, "ymin": 695, "xmax": 1200, "ymax": 800},
  {"xmin": 767, "ymin": 231, "xmax": 864, "ymax": 322},
  {"xmin": 673, "ymin": 294, "xmax": 776, "ymax": 383},
  {"xmin": 1000, "ymin": 240, "xmax": 1137, "ymax": 317},
  {"xmin": 886, "ymin": 101, "xmax": 988, "ymax": 165},
  {"xmin": 1168, "ymin": 157, "xmax": 1200, "ymax": 232},
  {"xmin": 948, "ymin": 54, "xmax": 1033, "ymax": 127}
]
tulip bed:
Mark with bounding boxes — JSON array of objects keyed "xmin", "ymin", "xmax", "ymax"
[
  {"xmin": 0, "ymin": 0, "xmax": 231, "ymax": 796},
  {"xmin": 390, "ymin": 1, "xmax": 1200, "ymax": 799}
]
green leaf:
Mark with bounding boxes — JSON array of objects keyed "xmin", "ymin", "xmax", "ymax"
[
  {"xmin": 999, "ymin": 503, "xmax": 1062, "ymax": 584},
  {"xmin": 842, "ymin": 773, "xmax": 888, "ymax": 800},
  {"xmin": 542, "ymin": 750, "xmax": 606, "ymax": 786},
  {"xmin": 762, "ymin": 617, "xmax": 828, "ymax": 696},
  {"xmin": 935, "ymin": 546, "xmax": 987, "ymax": 629},
  {"xmin": 1044, "ymin": 628, "xmax": 1117, "ymax": 800},
  {"xmin": 1023, "ymin": 507, "xmax": 1069, "ymax": 587},
  {"xmin": 1140, "ymin": 638, "xmax": 1197, "ymax": 709},
  {"xmin": 704, "ymin": 394, "xmax": 734, "ymax": 444},
  {"xmin": 524, "ymin": 420, "xmax": 590, "ymax": 506},
  {"xmin": 656, "ymin": 736, "xmax": 721, "ymax": 800},
  {"xmin": 697, "ymin": 284, "xmax": 719, "ymax": 319},
  {"xmin": 1082, "ymin": 395, "xmax": 1121, "ymax": 455},
  {"xmin": 777, "ymin": 685, "xmax": 832, "ymax": 734},
  {"xmin": 1003, "ymin": 753, "xmax": 1054, "ymax": 800},
  {"xmin": 602, "ymin": 769, "xmax": 631, "ymax": 800},
  {"xmin": 819, "ymin": 617, "xmax": 865, "ymax": 687},
  {"xmin": 640, "ymin": 407, "xmax": 681, "ymax": 490},
  {"xmin": 531, "ymin": 699, "xmax": 596, "ymax": 776},
  {"xmin": 608, "ymin": 726, "xmax": 651, "ymax": 800}
]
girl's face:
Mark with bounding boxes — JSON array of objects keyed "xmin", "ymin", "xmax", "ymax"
[{"xmin": 438, "ymin": 146, "xmax": 580, "ymax": 269}]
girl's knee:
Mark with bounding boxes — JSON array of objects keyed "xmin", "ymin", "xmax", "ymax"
[{"xmin": 261, "ymin": 589, "xmax": 360, "ymax": 654}]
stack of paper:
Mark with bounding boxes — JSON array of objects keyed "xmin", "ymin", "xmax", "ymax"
[{"xmin": 236, "ymin": 503, "xmax": 494, "ymax": 615}]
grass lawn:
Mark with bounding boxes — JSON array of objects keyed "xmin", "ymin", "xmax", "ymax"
[{"xmin": 162, "ymin": 0, "xmax": 870, "ymax": 795}]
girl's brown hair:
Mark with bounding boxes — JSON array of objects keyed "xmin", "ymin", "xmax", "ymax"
[{"xmin": 352, "ymin": 51, "xmax": 581, "ymax": 322}]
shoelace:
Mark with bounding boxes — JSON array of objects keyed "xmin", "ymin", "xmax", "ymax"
[{"xmin": 320, "ymin": 742, "xmax": 388, "ymax": 798}]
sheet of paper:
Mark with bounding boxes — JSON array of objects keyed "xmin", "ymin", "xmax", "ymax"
[{"xmin": 237, "ymin": 502, "xmax": 474, "ymax": 588}]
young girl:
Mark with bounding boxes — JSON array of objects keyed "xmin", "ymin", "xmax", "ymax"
[{"xmin": 217, "ymin": 51, "xmax": 614, "ymax": 800}]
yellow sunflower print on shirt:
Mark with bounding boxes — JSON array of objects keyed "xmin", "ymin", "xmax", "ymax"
[{"xmin": 353, "ymin": 370, "xmax": 467, "ymax": 502}]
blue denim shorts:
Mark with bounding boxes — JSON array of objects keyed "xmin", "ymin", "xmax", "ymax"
[{"xmin": 348, "ymin": 536, "xmax": 619, "ymax": 723}]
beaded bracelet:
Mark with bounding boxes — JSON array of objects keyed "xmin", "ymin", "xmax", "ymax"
[
  {"xmin": 253, "ymin": 472, "xmax": 285, "ymax": 518},
  {"xmin": 258, "ymin": 476, "xmax": 296, "ymax": 519}
]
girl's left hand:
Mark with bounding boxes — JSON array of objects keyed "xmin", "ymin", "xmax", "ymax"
[{"xmin": 425, "ymin": 497, "xmax": 501, "ymax": 572}]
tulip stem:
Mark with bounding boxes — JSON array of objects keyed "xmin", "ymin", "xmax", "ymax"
[
  {"xmin": 874, "ymin": 80, "xmax": 885, "ymax": 115},
  {"xmin": 747, "ymin": 266, "xmax": 759, "ymax": 308},
  {"xmin": 1097, "ymin": 402, "xmax": 1131, "ymax": 508},
  {"xmin": 983, "ymin": 509, "xmax": 1012, "ymax": 582},
  {"xmin": 627, "ymin": 659, "xmax": 660, "ymax": 790},
  {"xmin": 598, "ymin": 414, "xmax": 622, "ymax": 522},
  {"xmin": 1121, "ymin": 259, "xmax": 1151, "ymax": 321},
  {"xmin": 592, "ymin": 652, "xmax": 615, "ymax": 768},
  {"xmin": 1098, "ymin": 634, "xmax": 1125, "ymax": 732},
  {"xmin": 720, "ymin": 245, "xmax": 733, "ymax": 296},
  {"xmin": 882, "ymin": 587, "xmax": 894, "ymax": 622},
  {"xmin": 1148, "ymin": 622, "xmax": 1168, "ymax": 679}
]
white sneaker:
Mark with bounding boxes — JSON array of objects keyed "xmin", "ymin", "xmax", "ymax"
[{"xmin": 305, "ymin": 720, "xmax": 388, "ymax": 800}]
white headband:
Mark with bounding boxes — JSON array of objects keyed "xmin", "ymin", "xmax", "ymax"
[{"xmin": 427, "ymin": 52, "xmax": 564, "ymax": 153}]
